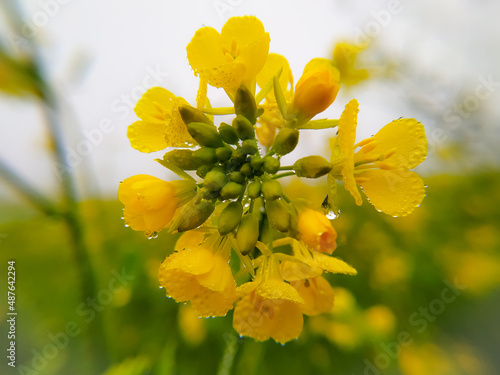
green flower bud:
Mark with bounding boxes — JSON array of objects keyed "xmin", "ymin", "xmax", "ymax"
[
  {"xmin": 247, "ymin": 180, "xmax": 261, "ymax": 198},
  {"xmin": 250, "ymin": 155, "xmax": 264, "ymax": 170},
  {"xmin": 179, "ymin": 105, "xmax": 212, "ymax": 126},
  {"xmin": 234, "ymin": 85, "xmax": 257, "ymax": 124},
  {"xmin": 230, "ymin": 171, "xmax": 246, "ymax": 184},
  {"xmin": 176, "ymin": 198, "xmax": 215, "ymax": 232},
  {"xmin": 263, "ymin": 156, "xmax": 280, "ymax": 174},
  {"xmin": 187, "ymin": 122, "xmax": 224, "ymax": 147},
  {"xmin": 220, "ymin": 182, "xmax": 244, "ymax": 199},
  {"xmin": 266, "ymin": 199, "xmax": 290, "ymax": 232},
  {"xmin": 219, "ymin": 123, "xmax": 239, "ymax": 145},
  {"xmin": 293, "ymin": 155, "xmax": 332, "ymax": 178},
  {"xmin": 273, "ymin": 128, "xmax": 299, "ymax": 155},
  {"xmin": 216, "ymin": 146, "xmax": 233, "ymax": 162},
  {"xmin": 192, "ymin": 147, "xmax": 217, "ymax": 166},
  {"xmin": 236, "ymin": 214, "xmax": 259, "ymax": 255},
  {"xmin": 161, "ymin": 149, "xmax": 199, "ymax": 170},
  {"xmin": 232, "ymin": 115, "xmax": 255, "ymax": 140},
  {"xmin": 240, "ymin": 163, "xmax": 253, "ymax": 178},
  {"xmin": 218, "ymin": 201, "xmax": 243, "ymax": 235},
  {"xmin": 240, "ymin": 139, "xmax": 259, "ymax": 155},
  {"xmin": 261, "ymin": 179, "xmax": 282, "ymax": 200},
  {"xmin": 202, "ymin": 188, "xmax": 219, "ymax": 200},
  {"xmin": 231, "ymin": 149, "xmax": 247, "ymax": 164},
  {"xmin": 204, "ymin": 169, "xmax": 227, "ymax": 191},
  {"xmin": 196, "ymin": 164, "xmax": 212, "ymax": 178}
]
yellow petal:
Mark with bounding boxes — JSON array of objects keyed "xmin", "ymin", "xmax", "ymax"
[
  {"xmin": 313, "ymin": 252, "xmax": 358, "ymax": 275},
  {"xmin": 163, "ymin": 96, "xmax": 196, "ymax": 147},
  {"xmin": 357, "ymin": 169, "xmax": 426, "ymax": 217},
  {"xmin": 190, "ymin": 287, "xmax": 236, "ymax": 318},
  {"xmin": 337, "ymin": 99, "xmax": 363, "ymax": 205},
  {"xmin": 127, "ymin": 121, "xmax": 168, "ymax": 153},
  {"xmin": 236, "ymin": 281, "xmax": 259, "ymax": 298},
  {"xmin": 281, "ymin": 259, "xmax": 322, "ymax": 282},
  {"xmin": 269, "ymin": 300, "xmax": 303, "ymax": 343},
  {"xmin": 257, "ymin": 280, "xmax": 304, "ymax": 304},
  {"xmin": 256, "ymin": 53, "xmax": 293, "ymax": 100},
  {"xmin": 134, "ymin": 87, "xmax": 176, "ymax": 122},
  {"xmin": 187, "ymin": 26, "xmax": 226, "ymax": 73},
  {"xmin": 162, "ymin": 247, "xmax": 215, "ymax": 276},
  {"xmin": 356, "ymin": 119, "xmax": 427, "ymax": 169},
  {"xmin": 233, "ymin": 291, "xmax": 275, "ymax": 341},
  {"xmin": 221, "ymin": 16, "xmax": 270, "ymax": 82},
  {"xmin": 175, "ymin": 231, "xmax": 207, "ymax": 251},
  {"xmin": 302, "ymin": 58, "xmax": 340, "ymax": 82},
  {"xmin": 290, "ymin": 276, "xmax": 335, "ymax": 316}
]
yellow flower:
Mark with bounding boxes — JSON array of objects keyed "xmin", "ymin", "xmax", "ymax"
[
  {"xmin": 233, "ymin": 256, "xmax": 304, "ymax": 343},
  {"xmin": 187, "ymin": 16, "xmax": 270, "ymax": 96},
  {"xmin": 332, "ymin": 42, "xmax": 369, "ymax": 86},
  {"xmin": 333, "ymin": 99, "xmax": 428, "ymax": 217},
  {"xmin": 290, "ymin": 276, "xmax": 335, "ymax": 316},
  {"xmin": 158, "ymin": 242, "xmax": 237, "ymax": 317},
  {"xmin": 291, "ymin": 58, "xmax": 340, "ymax": 119},
  {"xmin": 297, "ymin": 208, "xmax": 337, "ymax": 254},
  {"xmin": 127, "ymin": 87, "xmax": 195, "ymax": 152},
  {"xmin": 118, "ymin": 175, "xmax": 196, "ymax": 235}
]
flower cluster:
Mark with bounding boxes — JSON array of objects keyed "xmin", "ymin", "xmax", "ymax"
[{"xmin": 118, "ymin": 16, "xmax": 427, "ymax": 343}]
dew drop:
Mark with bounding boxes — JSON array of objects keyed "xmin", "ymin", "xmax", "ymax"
[
  {"xmin": 146, "ymin": 231, "xmax": 159, "ymax": 239},
  {"xmin": 124, "ymin": 224, "xmax": 129, "ymax": 228},
  {"xmin": 326, "ymin": 211, "xmax": 338, "ymax": 220}
]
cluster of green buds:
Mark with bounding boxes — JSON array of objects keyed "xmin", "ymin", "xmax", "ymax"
[{"xmin": 158, "ymin": 86, "xmax": 332, "ymax": 252}]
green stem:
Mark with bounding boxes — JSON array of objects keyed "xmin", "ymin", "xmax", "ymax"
[
  {"xmin": 272, "ymin": 171, "xmax": 295, "ymax": 180},
  {"xmin": 203, "ymin": 107, "xmax": 235, "ymax": 115},
  {"xmin": 297, "ymin": 119, "xmax": 339, "ymax": 129},
  {"xmin": 281, "ymin": 193, "xmax": 291, "ymax": 204},
  {"xmin": 278, "ymin": 166, "xmax": 294, "ymax": 171},
  {"xmin": 0, "ymin": 158, "xmax": 60, "ymax": 216}
]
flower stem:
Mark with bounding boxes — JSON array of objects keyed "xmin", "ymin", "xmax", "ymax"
[{"xmin": 272, "ymin": 171, "xmax": 296, "ymax": 180}]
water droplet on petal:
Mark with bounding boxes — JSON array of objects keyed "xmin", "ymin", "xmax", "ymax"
[{"xmin": 326, "ymin": 211, "xmax": 338, "ymax": 220}]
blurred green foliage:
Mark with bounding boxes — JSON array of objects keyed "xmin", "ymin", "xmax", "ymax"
[{"xmin": 1, "ymin": 172, "xmax": 500, "ymax": 375}]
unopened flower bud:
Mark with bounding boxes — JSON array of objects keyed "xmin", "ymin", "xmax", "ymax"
[
  {"xmin": 266, "ymin": 199, "xmax": 290, "ymax": 232},
  {"xmin": 187, "ymin": 122, "xmax": 224, "ymax": 147},
  {"xmin": 230, "ymin": 171, "xmax": 246, "ymax": 184},
  {"xmin": 298, "ymin": 208, "xmax": 337, "ymax": 254},
  {"xmin": 220, "ymin": 182, "xmax": 244, "ymax": 199},
  {"xmin": 232, "ymin": 115, "xmax": 255, "ymax": 140},
  {"xmin": 292, "ymin": 60, "xmax": 340, "ymax": 118},
  {"xmin": 218, "ymin": 201, "xmax": 244, "ymax": 235},
  {"xmin": 161, "ymin": 149, "xmax": 200, "ymax": 170},
  {"xmin": 179, "ymin": 105, "xmax": 213, "ymax": 126},
  {"xmin": 196, "ymin": 164, "xmax": 212, "ymax": 179},
  {"xmin": 261, "ymin": 179, "xmax": 282, "ymax": 200},
  {"xmin": 236, "ymin": 214, "xmax": 259, "ymax": 255},
  {"xmin": 293, "ymin": 155, "xmax": 332, "ymax": 178},
  {"xmin": 240, "ymin": 163, "xmax": 254, "ymax": 178},
  {"xmin": 234, "ymin": 85, "xmax": 258, "ymax": 125},
  {"xmin": 273, "ymin": 127, "xmax": 299, "ymax": 156},
  {"xmin": 219, "ymin": 123, "xmax": 239, "ymax": 145},
  {"xmin": 216, "ymin": 146, "xmax": 233, "ymax": 162},
  {"xmin": 240, "ymin": 139, "xmax": 259, "ymax": 155},
  {"xmin": 263, "ymin": 156, "xmax": 280, "ymax": 174},
  {"xmin": 247, "ymin": 180, "xmax": 261, "ymax": 198},
  {"xmin": 204, "ymin": 169, "xmax": 227, "ymax": 191},
  {"xmin": 193, "ymin": 147, "xmax": 217, "ymax": 165},
  {"xmin": 176, "ymin": 198, "xmax": 215, "ymax": 232},
  {"xmin": 250, "ymin": 155, "xmax": 264, "ymax": 170}
]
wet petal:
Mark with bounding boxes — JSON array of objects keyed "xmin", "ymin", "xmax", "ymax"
[
  {"xmin": 358, "ymin": 169, "xmax": 425, "ymax": 217},
  {"xmin": 127, "ymin": 121, "xmax": 167, "ymax": 153},
  {"xmin": 313, "ymin": 252, "xmax": 358, "ymax": 275},
  {"xmin": 256, "ymin": 53, "xmax": 293, "ymax": 101},
  {"xmin": 356, "ymin": 119, "xmax": 427, "ymax": 169},
  {"xmin": 337, "ymin": 99, "xmax": 363, "ymax": 205},
  {"xmin": 290, "ymin": 276, "xmax": 335, "ymax": 316}
]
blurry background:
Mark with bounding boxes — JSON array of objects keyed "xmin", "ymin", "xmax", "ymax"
[{"xmin": 1, "ymin": 0, "xmax": 499, "ymax": 374}]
